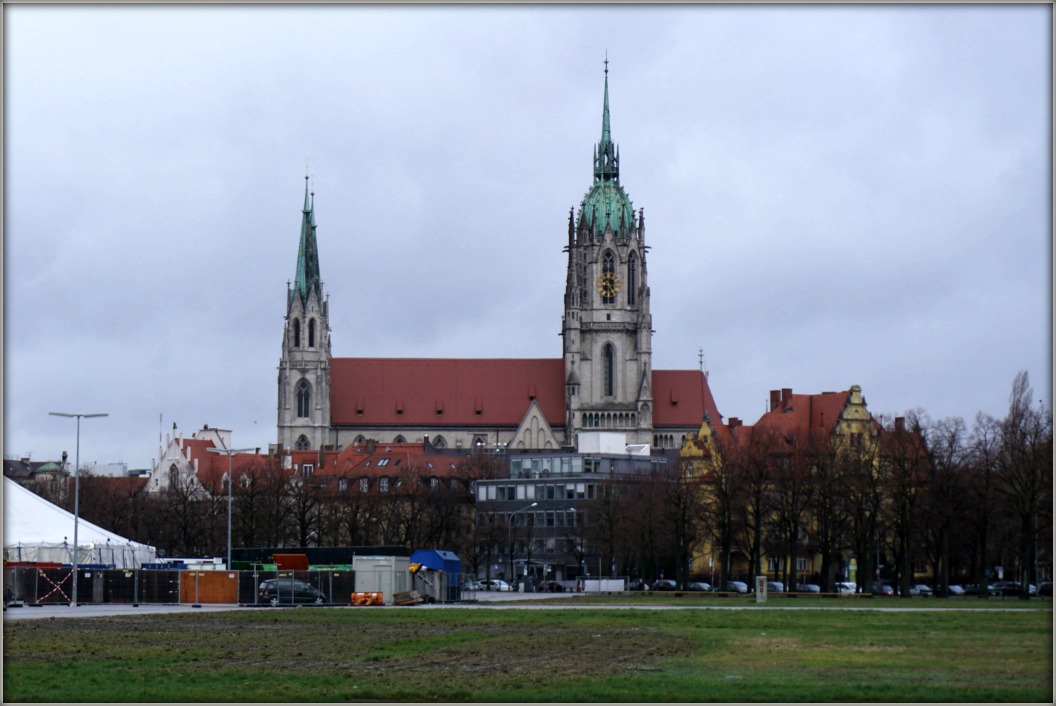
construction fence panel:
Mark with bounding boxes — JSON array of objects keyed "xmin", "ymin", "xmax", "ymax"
[
  {"xmin": 242, "ymin": 569, "xmax": 357, "ymax": 606},
  {"xmin": 4, "ymin": 567, "xmax": 359, "ymax": 606}
]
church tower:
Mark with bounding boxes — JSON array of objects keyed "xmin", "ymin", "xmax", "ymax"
[
  {"xmin": 562, "ymin": 62, "xmax": 653, "ymax": 447},
  {"xmin": 277, "ymin": 177, "xmax": 332, "ymax": 451}
]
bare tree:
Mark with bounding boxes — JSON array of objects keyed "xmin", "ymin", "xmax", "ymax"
[
  {"xmin": 882, "ymin": 410, "xmax": 930, "ymax": 597},
  {"xmin": 917, "ymin": 416, "xmax": 970, "ymax": 595},
  {"xmin": 995, "ymin": 371, "xmax": 1053, "ymax": 592}
]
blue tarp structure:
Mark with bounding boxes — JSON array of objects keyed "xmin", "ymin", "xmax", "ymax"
[
  {"xmin": 410, "ymin": 549, "xmax": 461, "ymax": 575},
  {"xmin": 410, "ymin": 549, "xmax": 464, "ymax": 602}
]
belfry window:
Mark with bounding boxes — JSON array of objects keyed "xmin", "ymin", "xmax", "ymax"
[
  {"xmin": 293, "ymin": 318, "xmax": 301, "ymax": 348},
  {"xmin": 296, "ymin": 379, "xmax": 311, "ymax": 418},
  {"xmin": 308, "ymin": 318, "xmax": 316, "ymax": 348},
  {"xmin": 602, "ymin": 251, "xmax": 616, "ymax": 304},
  {"xmin": 627, "ymin": 255, "xmax": 637, "ymax": 306},
  {"xmin": 603, "ymin": 344, "xmax": 615, "ymax": 397}
]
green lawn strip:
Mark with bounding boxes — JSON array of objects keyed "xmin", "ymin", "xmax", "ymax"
[{"xmin": 3, "ymin": 607, "xmax": 1050, "ymax": 702}]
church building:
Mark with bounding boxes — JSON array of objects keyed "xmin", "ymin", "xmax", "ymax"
[{"xmin": 276, "ymin": 66, "xmax": 721, "ymax": 455}]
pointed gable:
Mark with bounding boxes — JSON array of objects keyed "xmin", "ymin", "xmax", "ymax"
[{"xmin": 510, "ymin": 399, "xmax": 561, "ymax": 450}]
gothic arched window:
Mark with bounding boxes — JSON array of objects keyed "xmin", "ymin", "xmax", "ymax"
[
  {"xmin": 603, "ymin": 344, "xmax": 615, "ymax": 397},
  {"xmin": 293, "ymin": 318, "xmax": 301, "ymax": 348},
  {"xmin": 627, "ymin": 254, "xmax": 638, "ymax": 306},
  {"xmin": 168, "ymin": 464, "xmax": 179, "ymax": 489},
  {"xmin": 295, "ymin": 435, "xmax": 310, "ymax": 450},
  {"xmin": 296, "ymin": 379, "xmax": 311, "ymax": 418},
  {"xmin": 432, "ymin": 435, "xmax": 447, "ymax": 449},
  {"xmin": 308, "ymin": 318, "xmax": 316, "ymax": 347}
]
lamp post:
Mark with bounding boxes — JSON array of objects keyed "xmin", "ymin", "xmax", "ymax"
[
  {"xmin": 207, "ymin": 442, "xmax": 254, "ymax": 570},
  {"xmin": 507, "ymin": 501, "xmax": 538, "ymax": 586},
  {"xmin": 49, "ymin": 411, "xmax": 108, "ymax": 606}
]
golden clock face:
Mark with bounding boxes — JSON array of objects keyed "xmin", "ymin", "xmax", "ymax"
[{"xmin": 596, "ymin": 272, "xmax": 621, "ymax": 298}]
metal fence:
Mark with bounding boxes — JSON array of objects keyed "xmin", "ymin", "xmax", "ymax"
[{"xmin": 3, "ymin": 567, "xmax": 358, "ymax": 606}]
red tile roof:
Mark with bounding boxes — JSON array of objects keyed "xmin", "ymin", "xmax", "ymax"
[
  {"xmin": 754, "ymin": 390, "xmax": 850, "ymax": 441},
  {"xmin": 330, "ymin": 358, "xmax": 566, "ymax": 428},
  {"xmin": 652, "ymin": 370, "xmax": 722, "ymax": 427},
  {"xmin": 330, "ymin": 358, "xmax": 720, "ymax": 430},
  {"xmin": 334, "ymin": 442, "xmax": 464, "ymax": 478}
]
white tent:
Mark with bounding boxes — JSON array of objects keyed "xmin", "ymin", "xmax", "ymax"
[{"xmin": 2, "ymin": 476, "xmax": 157, "ymax": 568}]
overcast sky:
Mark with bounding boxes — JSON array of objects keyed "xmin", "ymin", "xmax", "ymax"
[{"xmin": 4, "ymin": 4, "xmax": 1051, "ymax": 470}]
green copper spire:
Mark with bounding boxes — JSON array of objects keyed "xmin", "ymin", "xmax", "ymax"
[
  {"xmin": 579, "ymin": 58, "xmax": 634, "ymax": 239},
  {"xmin": 594, "ymin": 56, "xmax": 619, "ymax": 184},
  {"xmin": 291, "ymin": 176, "xmax": 322, "ymax": 308}
]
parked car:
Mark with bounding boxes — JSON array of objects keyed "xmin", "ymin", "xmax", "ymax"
[
  {"xmin": 479, "ymin": 579, "xmax": 511, "ymax": 592},
  {"xmin": 536, "ymin": 580, "xmax": 565, "ymax": 593},
  {"xmin": 836, "ymin": 581, "xmax": 857, "ymax": 595},
  {"xmin": 687, "ymin": 581, "xmax": 712, "ymax": 592},
  {"xmin": 765, "ymin": 581, "xmax": 784, "ymax": 593},
  {"xmin": 463, "ymin": 580, "xmax": 482, "ymax": 591},
  {"xmin": 945, "ymin": 584, "xmax": 966, "ymax": 596},
  {"xmin": 990, "ymin": 580, "xmax": 1036, "ymax": 597},
  {"xmin": 1037, "ymin": 582, "xmax": 1052, "ymax": 597},
  {"xmin": 257, "ymin": 578, "xmax": 326, "ymax": 606},
  {"xmin": 794, "ymin": 583, "xmax": 821, "ymax": 593},
  {"xmin": 725, "ymin": 580, "xmax": 748, "ymax": 594},
  {"xmin": 629, "ymin": 580, "xmax": 650, "ymax": 591},
  {"xmin": 653, "ymin": 579, "xmax": 677, "ymax": 591},
  {"xmin": 909, "ymin": 584, "xmax": 933, "ymax": 597},
  {"xmin": 965, "ymin": 583, "xmax": 1000, "ymax": 597},
  {"xmin": 871, "ymin": 582, "xmax": 894, "ymax": 596}
]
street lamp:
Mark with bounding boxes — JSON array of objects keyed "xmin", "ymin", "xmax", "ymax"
[
  {"xmin": 207, "ymin": 441, "xmax": 254, "ymax": 570},
  {"xmin": 507, "ymin": 501, "xmax": 538, "ymax": 586},
  {"xmin": 49, "ymin": 411, "xmax": 108, "ymax": 606}
]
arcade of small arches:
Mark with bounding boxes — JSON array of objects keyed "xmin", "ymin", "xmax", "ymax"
[
  {"xmin": 652, "ymin": 433, "xmax": 685, "ymax": 449},
  {"xmin": 579, "ymin": 411, "xmax": 637, "ymax": 429},
  {"xmin": 351, "ymin": 434, "xmax": 450, "ymax": 449}
]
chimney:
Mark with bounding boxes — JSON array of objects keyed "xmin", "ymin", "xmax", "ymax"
[
  {"xmin": 728, "ymin": 417, "xmax": 741, "ymax": 429},
  {"xmin": 895, "ymin": 417, "xmax": 905, "ymax": 432},
  {"xmin": 781, "ymin": 388, "xmax": 793, "ymax": 410},
  {"xmin": 770, "ymin": 390, "xmax": 781, "ymax": 412},
  {"xmin": 366, "ymin": 439, "xmax": 376, "ymax": 454}
]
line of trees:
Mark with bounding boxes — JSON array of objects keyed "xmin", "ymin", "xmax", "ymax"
[
  {"xmin": 572, "ymin": 373, "xmax": 1051, "ymax": 593},
  {"xmin": 34, "ymin": 373, "xmax": 1050, "ymax": 593}
]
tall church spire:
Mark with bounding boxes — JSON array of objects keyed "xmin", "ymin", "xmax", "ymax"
[
  {"xmin": 594, "ymin": 56, "xmax": 619, "ymax": 184},
  {"xmin": 292, "ymin": 176, "xmax": 322, "ymax": 308}
]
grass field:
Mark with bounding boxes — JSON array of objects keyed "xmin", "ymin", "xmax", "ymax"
[{"xmin": 3, "ymin": 601, "xmax": 1051, "ymax": 702}]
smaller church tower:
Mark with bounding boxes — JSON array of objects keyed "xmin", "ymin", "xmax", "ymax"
[{"xmin": 277, "ymin": 177, "xmax": 332, "ymax": 451}]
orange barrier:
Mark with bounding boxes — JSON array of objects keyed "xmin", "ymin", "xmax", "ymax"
[
  {"xmin": 350, "ymin": 592, "xmax": 384, "ymax": 606},
  {"xmin": 179, "ymin": 571, "xmax": 239, "ymax": 604}
]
